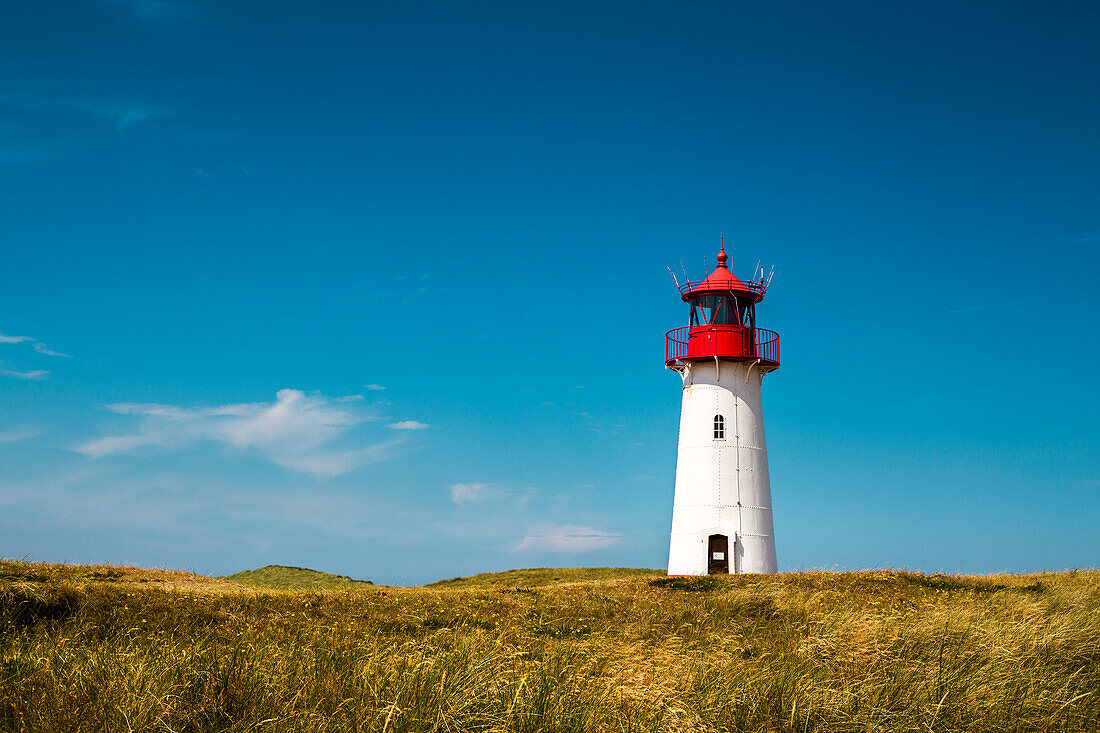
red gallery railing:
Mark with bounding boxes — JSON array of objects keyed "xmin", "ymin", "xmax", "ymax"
[
  {"xmin": 665, "ymin": 326, "xmax": 780, "ymax": 368},
  {"xmin": 678, "ymin": 279, "xmax": 767, "ymax": 298}
]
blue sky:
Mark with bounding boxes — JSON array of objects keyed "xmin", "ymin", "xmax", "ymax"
[{"xmin": 2, "ymin": 1, "xmax": 1098, "ymax": 584}]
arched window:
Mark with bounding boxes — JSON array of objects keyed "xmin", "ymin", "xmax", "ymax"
[{"xmin": 713, "ymin": 414, "xmax": 725, "ymax": 440}]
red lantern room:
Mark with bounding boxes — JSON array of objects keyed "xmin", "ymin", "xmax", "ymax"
[{"xmin": 665, "ymin": 242, "xmax": 780, "ymax": 371}]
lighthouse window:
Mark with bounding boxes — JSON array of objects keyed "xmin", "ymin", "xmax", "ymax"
[
  {"xmin": 713, "ymin": 414, "xmax": 725, "ymax": 440},
  {"xmin": 691, "ymin": 295, "xmax": 741, "ymax": 326}
]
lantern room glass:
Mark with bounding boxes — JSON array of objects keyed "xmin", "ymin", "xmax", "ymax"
[{"xmin": 689, "ymin": 295, "xmax": 755, "ymax": 327}]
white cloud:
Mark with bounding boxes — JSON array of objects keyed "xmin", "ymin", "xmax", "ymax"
[
  {"xmin": 0, "ymin": 426, "xmax": 42, "ymax": 443},
  {"xmin": 365, "ymin": 384, "xmax": 386, "ymax": 391},
  {"xmin": 0, "ymin": 468, "xmax": 383, "ymax": 541},
  {"xmin": 0, "ymin": 332, "xmax": 70, "ymax": 358},
  {"xmin": 514, "ymin": 525, "xmax": 621, "ymax": 553},
  {"xmin": 0, "ymin": 95, "xmax": 170, "ymax": 155},
  {"xmin": 1, "ymin": 368, "xmax": 49, "ymax": 380},
  {"xmin": 388, "ymin": 420, "xmax": 429, "ymax": 430},
  {"xmin": 77, "ymin": 388, "xmax": 404, "ymax": 477},
  {"xmin": 32, "ymin": 342, "xmax": 71, "ymax": 357},
  {"xmin": 71, "ymin": 101, "xmax": 165, "ymax": 132},
  {"xmin": 450, "ymin": 483, "xmax": 496, "ymax": 503}
]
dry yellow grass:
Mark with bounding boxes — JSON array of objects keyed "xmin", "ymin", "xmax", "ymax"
[{"xmin": 2, "ymin": 560, "xmax": 1098, "ymax": 731}]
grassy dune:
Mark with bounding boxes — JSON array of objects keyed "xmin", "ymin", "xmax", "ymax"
[
  {"xmin": 223, "ymin": 565, "xmax": 375, "ymax": 590},
  {"xmin": 2, "ymin": 561, "xmax": 1099, "ymax": 731},
  {"xmin": 427, "ymin": 566, "xmax": 662, "ymax": 589}
]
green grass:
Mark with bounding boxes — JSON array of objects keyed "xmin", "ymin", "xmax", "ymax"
[
  {"xmin": 426, "ymin": 566, "xmax": 662, "ymax": 589},
  {"xmin": 222, "ymin": 564, "xmax": 375, "ymax": 590},
  {"xmin": 2, "ymin": 560, "xmax": 1099, "ymax": 732}
]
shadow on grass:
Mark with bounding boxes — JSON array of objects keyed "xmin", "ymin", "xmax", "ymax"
[
  {"xmin": 1, "ymin": 584, "xmax": 82, "ymax": 631},
  {"xmin": 648, "ymin": 576, "xmax": 724, "ymax": 592},
  {"xmin": 892, "ymin": 572, "xmax": 1046, "ymax": 595}
]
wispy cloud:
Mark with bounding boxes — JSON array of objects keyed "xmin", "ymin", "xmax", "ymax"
[
  {"xmin": 47, "ymin": 99, "xmax": 165, "ymax": 133},
  {"xmin": 32, "ymin": 343, "xmax": 70, "ymax": 357},
  {"xmin": 71, "ymin": 101, "xmax": 164, "ymax": 132},
  {"xmin": 450, "ymin": 483, "xmax": 497, "ymax": 503},
  {"xmin": 365, "ymin": 384, "xmax": 386, "ymax": 391},
  {"xmin": 448, "ymin": 483, "xmax": 539, "ymax": 505},
  {"xmin": 0, "ymin": 468, "xmax": 384, "ymax": 542},
  {"xmin": 0, "ymin": 96, "xmax": 175, "ymax": 168},
  {"xmin": 0, "ymin": 426, "xmax": 42, "ymax": 443},
  {"xmin": 1, "ymin": 331, "xmax": 68, "ymax": 379},
  {"xmin": 0, "ymin": 332, "xmax": 70, "ymax": 358},
  {"xmin": 1, "ymin": 368, "xmax": 49, "ymax": 380},
  {"xmin": 514, "ymin": 525, "xmax": 621, "ymax": 553},
  {"xmin": 77, "ymin": 388, "xmax": 405, "ymax": 477},
  {"xmin": 2, "ymin": 97, "xmax": 166, "ymax": 134},
  {"xmin": 388, "ymin": 420, "xmax": 429, "ymax": 430}
]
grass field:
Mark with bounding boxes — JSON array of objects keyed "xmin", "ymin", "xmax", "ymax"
[{"xmin": 2, "ymin": 560, "xmax": 1099, "ymax": 732}]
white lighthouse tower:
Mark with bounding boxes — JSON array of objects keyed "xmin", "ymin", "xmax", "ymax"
[{"xmin": 665, "ymin": 242, "xmax": 780, "ymax": 575}]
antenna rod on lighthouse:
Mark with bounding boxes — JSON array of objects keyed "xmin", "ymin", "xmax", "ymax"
[{"xmin": 667, "ymin": 265, "xmax": 681, "ymax": 289}]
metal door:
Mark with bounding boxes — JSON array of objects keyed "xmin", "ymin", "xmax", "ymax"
[{"xmin": 707, "ymin": 534, "xmax": 729, "ymax": 574}]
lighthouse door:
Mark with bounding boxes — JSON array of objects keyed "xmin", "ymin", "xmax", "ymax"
[{"xmin": 707, "ymin": 534, "xmax": 729, "ymax": 575}]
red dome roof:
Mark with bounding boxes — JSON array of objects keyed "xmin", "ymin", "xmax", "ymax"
[
  {"xmin": 699, "ymin": 245, "xmax": 749, "ymax": 291},
  {"xmin": 679, "ymin": 242, "xmax": 765, "ymax": 301}
]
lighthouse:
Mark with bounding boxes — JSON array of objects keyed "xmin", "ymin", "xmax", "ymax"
[{"xmin": 665, "ymin": 242, "xmax": 780, "ymax": 575}]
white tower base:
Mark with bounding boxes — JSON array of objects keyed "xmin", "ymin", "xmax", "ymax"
[{"xmin": 668, "ymin": 359, "xmax": 777, "ymax": 575}]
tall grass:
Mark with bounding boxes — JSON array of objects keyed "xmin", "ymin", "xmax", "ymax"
[{"xmin": 2, "ymin": 561, "xmax": 1098, "ymax": 731}]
